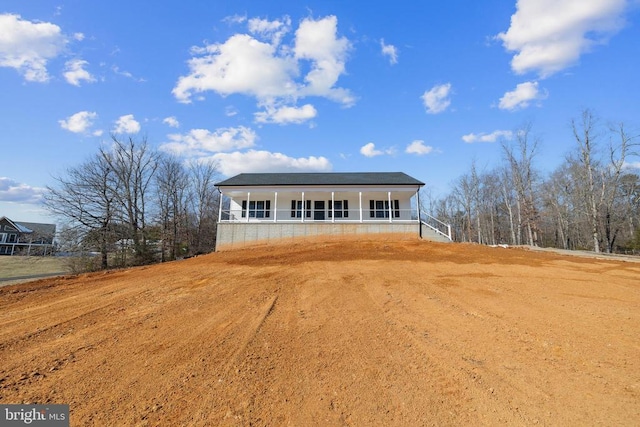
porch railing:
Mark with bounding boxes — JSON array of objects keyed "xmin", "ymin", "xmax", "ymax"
[
  {"xmin": 420, "ymin": 211, "xmax": 452, "ymax": 241},
  {"xmin": 219, "ymin": 208, "xmax": 420, "ymax": 223}
]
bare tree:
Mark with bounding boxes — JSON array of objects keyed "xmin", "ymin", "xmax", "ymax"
[
  {"xmin": 499, "ymin": 166, "xmax": 518, "ymax": 245},
  {"xmin": 599, "ymin": 122, "xmax": 636, "ymax": 252},
  {"xmin": 570, "ymin": 110, "xmax": 603, "ymax": 252},
  {"xmin": 432, "ymin": 111, "xmax": 637, "ymax": 253},
  {"xmin": 479, "ymin": 170, "xmax": 503, "ymax": 245},
  {"xmin": 45, "ymin": 153, "xmax": 116, "ymax": 269},
  {"xmin": 156, "ymin": 155, "xmax": 190, "ymax": 261},
  {"xmin": 502, "ymin": 122, "xmax": 540, "ymax": 246},
  {"xmin": 187, "ymin": 159, "xmax": 220, "ymax": 254},
  {"xmin": 100, "ymin": 136, "xmax": 159, "ymax": 264},
  {"xmin": 619, "ymin": 172, "xmax": 640, "ymax": 245},
  {"xmin": 540, "ymin": 164, "xmax": 575, "ymax": 249},
  {"xmin": 452, "ymin": 170, "xmax": 476, "ymax": 243}
]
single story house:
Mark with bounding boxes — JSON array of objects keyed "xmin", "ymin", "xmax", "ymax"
[
  {"xmin": 214, "ymin": 172, "xmax": 451, "ymax": 250},
  {"xmin": 0, "ymin": 216, "xmax": 56, "ymax": 256}
]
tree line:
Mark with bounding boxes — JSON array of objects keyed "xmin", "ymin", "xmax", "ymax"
[
  {"xmin": 426, "ymin": 110, "xmax": 640, "ymax": 253},
  {"xmin": 45, "ymin": 136, "xmax": 220, "ymax": 269}
]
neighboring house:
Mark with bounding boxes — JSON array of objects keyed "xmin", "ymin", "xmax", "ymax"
[
  {"xmin": 214, "ymin": 172, "xmax": 451, "ymax": 250},
  {"xmin": 0, "ymin": 217, "xmax": 56, "ymax": 256}
]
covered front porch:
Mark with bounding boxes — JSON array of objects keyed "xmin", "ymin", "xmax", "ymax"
[{"xmin": 218, "ymin": 189, "xmax": 422, "ymax": 224}]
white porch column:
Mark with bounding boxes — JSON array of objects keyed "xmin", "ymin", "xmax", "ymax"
[
  {"xmin": 388, "ymin": 191, "xmax": 392, "ymax": 223},
  {"xmin": 416, "ymin": 189, "xmax": 421, "ymax": 223},
  {"xmin": 217, "ymin": 190, "xmax": 223, "ymax": 222},
  {"xmin": 246, "ymin": 191, "xmax": 251, "ymax": 222},
  {"xmin": 301, "ymin": 191, "xmax": 305, "ymax": 223},
  {"xmin": 274, "ymin": 191, "xmax": 278, "ymax": 222},
  {"xmin": 359, "ymin": 191, "xmax": 363, "ymax": 223},
  {"xmin": 331, "ymin": 191, "xmax": 335, "ymax": 223}
]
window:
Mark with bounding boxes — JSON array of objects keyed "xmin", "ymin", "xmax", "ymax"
[
  {"xmin": 291, "ymin": 200, "xmax": 311, "ymax": 218},
  {"xmin": 242, "ymin": 200, "xmax": 271, "ymax": 218},
  {"xmin": 8, "ymin": 234, "xmax": 17, "ymax": 243},
  {"xmin": 369, "ymin": 200, "xmax": 400, "ymax": 218},
  {"xmin": 328, "ymin": 200, "xmax": 349, "ymax": 218}
]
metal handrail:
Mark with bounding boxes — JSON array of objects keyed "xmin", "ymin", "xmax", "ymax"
[{"xmin": 420, "ymin": 211, "xmax": 452, "ymax": 240}]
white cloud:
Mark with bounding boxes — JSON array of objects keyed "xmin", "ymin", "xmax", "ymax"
[
  {"xmin": 360, "ymin": 142, "xmax": 395, "ymax": 158},
  {"xmin": 0, "ymin": 13, "xmax": 68, "ymax": 82},
  {"xmin": 112, "ymin": 65, "xmax": 145, "ymax": 82},
  {"xmin": 255, "ymin": 104, "xmax": 317, "ymax": 124},
  {"xmin": 623, "ymin": 161, "xmax": 640, "ymax": 170},
  {"xmin": 422, "ymin": 83, "xmax": 452, "ymax": 114},
  {"xmin": 59, "ymin": 111, "xmax": 98, "ymax": 134},
  {"xmin": 63, "ymin": 59, "xmax": 95, "ymax": 86},
  {"xmin": 173, "ymin": 33, "xmax": 297, "ymax": 102},
  {"xmin": 223, "ymin": 14, "xmax": 247, "ymax": 25},
  {"xmin": 210, "ymin": 150, "xmax": 332, "ymax": 176},
  {"xmin": 173, "ymin": 15, "xmax": 354, "ymax": 112},
  {"xmin": 498, "ymin": 81, "xmax": 548, "ymax": 111},
  {"xmin": 360, "ymin": 143, "xmax": 383, "ymax": 157},
  {"xmin": 496, "ymin": 0, "xmax": 628, "ymax": 77},
  {"xmin": 294, "ymin": 16, "xmax": 353, "ymax": 104},
  {"xmin": 380, "ymin": 39, "xmax": 398, "ymax": 64},
  {"xmin": 462, "ymin": 130, "xmax": 514, "ymax": 143},
  {"xmin": 113, "ymin": 114, "xmax": 141, "ymax": 134},
  {"xmin": 163, "ymin": 116, "xmax": 180, "ymax": 128},
  {"xmin": 405, "ymin": 140, "xmax": 433, "ymax": 155},
  {"xmin": 160, "ymin": 126, "xmax": 257, "ymax": 156},
  {"xmin": 0, "ymin": 177, "xmax": 46, "ymax": 204},
  {"xmin": 248, "ymin": 16, "xmax": 291, "ymax": 45}
]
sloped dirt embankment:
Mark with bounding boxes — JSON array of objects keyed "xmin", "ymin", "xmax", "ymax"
[{"xmin": 0, "ymin": 238, "xmax": 638, "ymax": 426}]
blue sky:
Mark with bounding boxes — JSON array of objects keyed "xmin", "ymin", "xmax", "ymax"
[{"xmin": 1, "ymin": 0, "xmax": 639, "ymax": 223}]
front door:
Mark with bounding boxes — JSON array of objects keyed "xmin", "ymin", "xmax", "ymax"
[{"xmin": 314, "ymin": 201, "xmax": 325, "ymax": 220}]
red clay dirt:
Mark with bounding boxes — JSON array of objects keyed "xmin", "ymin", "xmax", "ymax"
[{"xmin": 0, "ymin": 236, "xmax": 638, "ymax": 426}]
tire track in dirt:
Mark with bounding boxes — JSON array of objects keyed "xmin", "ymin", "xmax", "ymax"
[
  {"xmin": 220, "ymin": 295, "xmax": 278, "ymax": 376},
  {"xmin": 197, "ymin": 261, "xmax": 480, "ymax": 426},
  {"xmin": 359, "ymin": 263, "xmax": 534, "ymax": 425},
  {"xmin": 359, "ymin": 259, "xmax": 640, "ymax": 426}
]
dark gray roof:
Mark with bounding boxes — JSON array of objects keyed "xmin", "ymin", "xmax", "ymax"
[
  {"xmin": 0, "ymin": 217, "xmax": 30, "ymax": 233},
  {"xmin": 16, "ymin": 221, "xmax": 56, "ymax": 237},
  {"xmin": 216, "ymin": 172, "xmax": 424, "ymax": 187}
]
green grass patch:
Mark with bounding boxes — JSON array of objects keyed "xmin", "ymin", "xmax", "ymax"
[{"xmin": 0, "ymin": 256, "xmax": 71, "ymax": 280}]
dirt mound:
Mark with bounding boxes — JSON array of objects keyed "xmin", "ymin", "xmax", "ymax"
[{"xmin": 1, "ymin": 237, "xmax": 638, "ymax": 425}]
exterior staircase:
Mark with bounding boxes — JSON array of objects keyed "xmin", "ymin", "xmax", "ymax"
[{"xmin": 420, "ymin": 212, "xmax": 452, "ymax": 243}]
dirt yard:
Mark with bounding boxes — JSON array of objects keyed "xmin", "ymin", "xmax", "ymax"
[{"xmin": 0, "ymin": 236, "xmax": 638, "ymax": 426}]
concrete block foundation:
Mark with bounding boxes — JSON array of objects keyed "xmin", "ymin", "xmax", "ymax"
[{"xmin": 215, "ymin": 222, "xmax": 422, "ymax": 251}]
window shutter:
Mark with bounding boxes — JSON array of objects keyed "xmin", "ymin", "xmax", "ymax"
[
  {"xmin": 344, "ymin": 200, "xmax": 349, "ymax": 217},
  {"xmin": 242, "ymin": 200, "xmax": 247, "ymax": 218}
]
